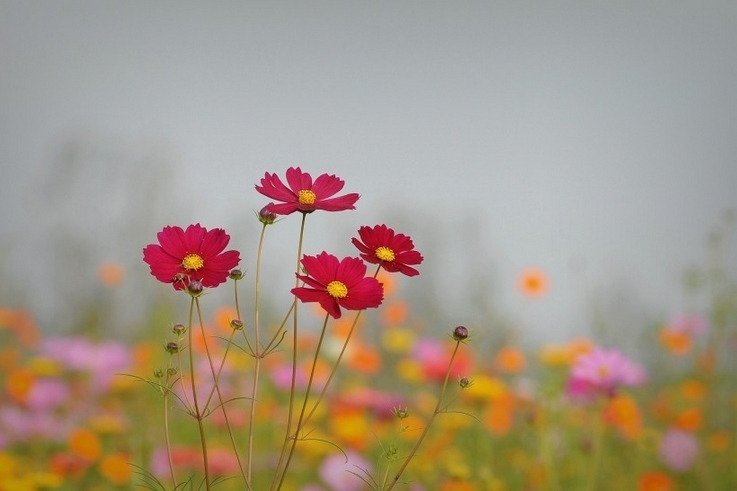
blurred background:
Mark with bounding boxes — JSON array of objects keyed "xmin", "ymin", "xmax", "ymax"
[{"xmin": 1, "ymin": 1, "xmax": 736, "ymax": 345}]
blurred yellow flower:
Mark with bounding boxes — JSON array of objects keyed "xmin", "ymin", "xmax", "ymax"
[
  {"xmin": 26, "ymin": 356, "xmax": 63, "ymax": 377},
  {"xmin": 382, "ymin": 327, "xmax": 416, "ymax": 353},
  {"xmin": 396, "ymin": 358, "xmax": 424, "ymax": 384},
  {"xmin": 465, "ymin": 374, "xmax": 508, "ymax": 402}
]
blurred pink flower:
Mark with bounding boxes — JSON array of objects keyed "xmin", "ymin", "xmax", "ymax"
[
  {"xmin": 26, "ymin": 378, "xmax": 70, "ymax": 411},
  {"xmin": 0, "ymin": 407, "xmax": 70, "ymax": 443},
  {"xmin": 669, "ymin": 313, "xmax": 708, "ymax": 337},
  {"xmin": 40, "ymin": 337, "xmax": 132, "ymax": 391},
  {"xmin": 319, "ymin": 450, "xmax": 372, "ymax": 491},
  {"xmin": 335, "ymin": 388, "xmax": 404, "ymax": 420},
  {"xmin": 567, "ymin": 347, "xmax": 646, "ymax": 399},
  {"xmin": 413, "ymin": 339, "xmax": 471, "ymax": 382},
  {"xmin": 659, "ymin": 428, "xmax": 699, "ymax": 471}
]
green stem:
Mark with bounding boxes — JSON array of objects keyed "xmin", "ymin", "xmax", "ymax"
[
  {"xmin": 187, "ymin": 297, "xmax": 211, "ymax": 491},
  {"xmin": 194, "ymin": 297, "xmax": 248, "ymax": 488},
  {"xmin": 276, "ymin": 313, "xmax": 331, "ymax": 491},
  {"xmin": 385, "ymin": 341, "xmax": 461, "ymax": 491},
  {"xmin": 246, "ymin": 222, "xmax": 268, "ymax": 487},
  {"xmin": 270, "ymin": 212, "xmax": 308, "ymax": 491},
  {"xmin": 583, "ymin": 404, "xmax": 605, "ymax": 491},
  {"xmin": 302, "ymin": 265, "xmax": 381, "ymax": 427}
]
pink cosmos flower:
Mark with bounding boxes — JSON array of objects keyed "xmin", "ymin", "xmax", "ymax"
[
  {"xmin": 319, "ymin": 451, "xmax": 372, "ymax": 491},
  {"xmin": 291, "ymin": 252, "xmax": 384, "ymax": 319},
  {"xmin": 255, "ymin": 167, "xmax": 359, "ymax": 215},
  {"xmin": 351, "ymin": 224, "xmax": 424, "ymax": 277},
  {"xmin": 143, "ymin": 223, "xmax": 240, "ymax": 290},
  {"xmin": 567, "ymin": 347, "xmax": 646, "ymax": 399},
  {"xmin": 669, "ymin": 313, "xmax": 708, "ymax": 337},
  {"xmin": 659, "ymin": 428, "xmax": 699, "ymax": 471}
]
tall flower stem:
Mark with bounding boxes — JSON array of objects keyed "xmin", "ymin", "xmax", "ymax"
[
  {"xmin": 276, "ymin": 313, "xmax": 331, "ymax": 491},
  {"xmin": 194, "ymin": 297, "xmax": 248, "ymax": 488},
  {"xmin": 302, "ymin": 265, "xmax": 381, "ymax": 427},
  {"xmin": 186, "ymin": 297, "xmax": 211, "ymax": 491},
  {"xmin": 246, "ymin": 222, "xmax": 268, "ymax": 486},
  {"xmin": 584, "ymin": 404, "xmax": 605, "ymax": 491},
  {"xmin": 385, "ymin": 340, "xmax": 462, "ymax": 491},
  {"xmin": 162, "ymin": 373, "xmax": 177, "ymax": 487},
  {"xmin": 270, "ymin": 212, "xmax": 308, "ymax": 491}
]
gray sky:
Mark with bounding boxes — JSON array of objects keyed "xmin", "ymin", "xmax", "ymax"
[{"xmin": 1, "ymin": 1, "xmax": 736, "ymax": 343}]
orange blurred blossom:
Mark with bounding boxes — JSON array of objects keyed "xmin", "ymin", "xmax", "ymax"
[{"xmin": 518, "ymin": 268, "xmax": 549, "ymax": 298}]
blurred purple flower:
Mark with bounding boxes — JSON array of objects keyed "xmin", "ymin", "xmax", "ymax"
[
  {"xmin": 319, "ymin": 450, "xmax": 372, "ymax": 491},
  {"xmin": 567, "ymin": 347, "xmax": 646, "ymax": 400},
  {"xmin": 660, "ymin": 428, "xmax": 699, "ymax": 471}
]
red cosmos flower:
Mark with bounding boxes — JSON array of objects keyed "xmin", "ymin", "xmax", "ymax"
[
  {"xmin": 142, "ymin": 224, "xmax": 240, "ymax": 290},
  {"xmin": 291, "ymin": 252, "xmax": 384, "ymax": 319},
  {"xmin": 351, "ymin": 224, "xmax": 424, "ymax": 277},
  {"xmin": 255, "ymin": 167, "xmax": 359, "ymax": 215}
]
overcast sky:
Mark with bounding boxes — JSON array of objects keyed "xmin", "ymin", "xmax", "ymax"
[{"xmin": 1, "ymin": 1, "xmax": 736, "ymax": 344}]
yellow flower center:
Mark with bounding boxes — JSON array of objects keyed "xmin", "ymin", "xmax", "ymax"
[
  {"xmin": 326, "ymin": 280, "xmax": 348, "ymax": 299},
  {"xmin": 597, "ymin": 365, "xmax": 610, "ymax": 377},
  {"xmin": 182, "ymin": 253, "xmax": 204, "ymax": 271},
  {"xmin": 298, "ymin": 190, "xmax": 316, "ymax": 205},
  {"xmin": 375, "ymin": 246, "xmax": 395, "ymax": 262}
]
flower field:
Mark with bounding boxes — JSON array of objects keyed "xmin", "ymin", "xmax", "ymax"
[{"xmin": 1, "ymin": 168, "xmax": 736, "ymax": 491}]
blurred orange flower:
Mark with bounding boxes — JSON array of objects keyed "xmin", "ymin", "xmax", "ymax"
[
  {"xmin": 674, "ymin": 407, "xmax": 702, "ymax": 432},
  {"xmin": 5, "ymin": 367, "xmax": 35, "ymax": 404},
  {"xmin": 483, "ymin": 393, "xmax": 516, "ymax": 436},
  {"xmin": 518, "ymin": 268, "xmax": 549, "ymax": 298},
  {"xmin": 97, "ymin": 262, "xmax": 125, "ymax": 286},
  {"xmin": 346, "ymin": 341, "xmax": 382, "ymax": 375},
  {"xmin": 495, "ymin": 346, "xmax": 527, "ymax": 374},
  {"xmin": 68, "ymin": 428, "xmax": 102, "ymax": 462},
  {"xmin": 680, "ymin": 379, "xmax": 706, "ymax": 401},
  {"xmin": 99, "ymin": 453, "xmax": 131, "ymax": 484},
  {"xmin": 659, "ymin": 328, "xmax": 691, "ymax": 355},
  {"xmin": 441, "ymin": 480, "xmax": 475, "ymax": 491},
  {"xmin": 0, "ymin": 308, "xmax": 40, "ymax": 347},
  {"xmin": 637, "ymin": 471, "xmax": 673, "ymax": 491},
  {"xmin": 381, "ymin": 300, "xmax": 409, "ymax": 326},
  {"xmin": 706, "ymin": 430, "xmax": 731, "ymax": 453},
  {"xmin": 604, "ymin": 393, "xmax": 642, "ymax": 440}
]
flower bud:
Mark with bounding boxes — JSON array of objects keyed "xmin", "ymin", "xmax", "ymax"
[
  {"xmin": 172, "ymin": 323, "xmax": 186, "ymax": 336},
  {"xmin": 229, "ymin": 269, "xmax": 244, "ymax": 280},
  {"xmin": 452, "ymin": 325, "xmax": 469, "ymax": 341},
  {"xmin": 230, "ymin": 319, "xmax": 244, "ymax": 330},
  {"xmin": 167, "ymin": 367, "xmax": 178, "ymax": 377},
  {"xmin": 187, "ymin": 280, "xmax": 204, "ymax": 296},
  {"xmin": 257, "ymin": 204, "xmax": 277, "ymax": 225},
  {"xmin": 153, "ymin": 368, "xmax": 165, "ymax": 378},
  {"xmin": 392, "ymin": 406, "xmax": 409, "ymax": 419},
  {"xmin": 458, "ymin": 377, "xmax": 473, "ymax": 389},
  {"xmin": 165, "ymin": 342, "xmax": 179, "ymax": 354}
]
